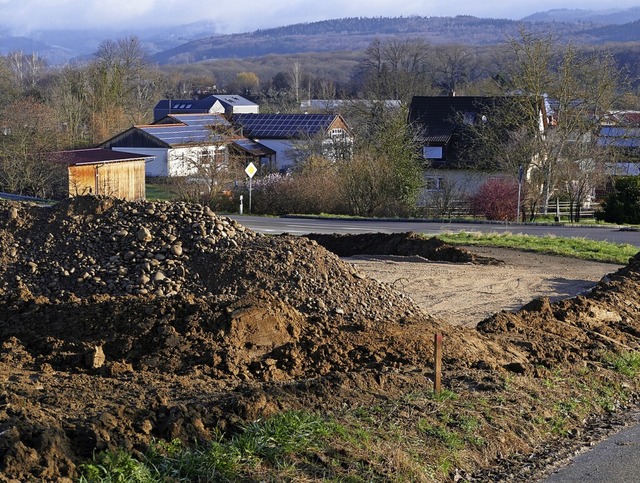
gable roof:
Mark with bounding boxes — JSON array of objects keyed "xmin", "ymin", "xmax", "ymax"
[
  {"xmin": 55, "ymin": 148, "xmax": 153, "ymax": 165},
  {"xmin": 210, "ymin": 94, "xmax": 257, "ymax": 109},
  {"xmin": 232, "ymin": 113, "xmax": 345, "ymax": 139},
  {"xmin": 101, "ymin": 122, "xmax": 227, "ymax": 150}
]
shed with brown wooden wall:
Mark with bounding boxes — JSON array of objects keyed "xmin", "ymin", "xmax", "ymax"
[{"xmin": 55, "ymin": 148, "xmax": 152, "ymax": 201}]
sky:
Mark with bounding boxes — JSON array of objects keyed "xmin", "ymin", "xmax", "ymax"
[{"xmin": 1, "ymin": 0, "xmax": 639, "ymax": 34}]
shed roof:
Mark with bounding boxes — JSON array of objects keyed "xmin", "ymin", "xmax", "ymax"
[
  {"xmin": 55, "ymin": 148, "xmax": 153, "ymax": 165},
  {"xmin": 231, "ymin": 138, "xmax": 276, "ymax": 156}
]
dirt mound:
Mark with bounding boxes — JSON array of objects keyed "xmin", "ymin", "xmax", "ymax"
[
  {"xmin": 1, "ymin": 197, "xmax": 639, "ymax": 481},
  {"xmin": 305, "ymin": 231, "xmax": 501, "ymax": 264},
  {"xmin": 0, "ymin": 197, "xmax": 448, "ymax": 480}
]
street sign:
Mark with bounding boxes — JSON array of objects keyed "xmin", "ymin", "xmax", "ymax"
[{"xmin": 245, "ymin": 162, "xmax": 257, "ymax": 178}]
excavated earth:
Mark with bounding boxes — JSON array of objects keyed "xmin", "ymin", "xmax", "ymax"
[{"xmin": 1, "ymin": 197, "xmax": 640, "ymax": 481}]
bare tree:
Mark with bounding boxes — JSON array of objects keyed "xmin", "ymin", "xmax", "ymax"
[
  {"xmin": 358, "ymin": 38, "xmax": 435, "ymax": 103},
  {"xmin": 0, "ymin": 98, "xmax": 66, "ymax": 198},
  {"xmin": 471, "ymin": 28, "xmax": 625, "ymax": 215}
]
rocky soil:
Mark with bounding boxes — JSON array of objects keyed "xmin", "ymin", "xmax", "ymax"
[{"xmin": 1, "ymin": 197, "xmax": 639, "ymax": 481}]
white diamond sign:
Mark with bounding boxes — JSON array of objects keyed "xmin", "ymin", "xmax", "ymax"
[{"xmin": 245, "ymin": 162, "xmax": 257, "ymax": 178}]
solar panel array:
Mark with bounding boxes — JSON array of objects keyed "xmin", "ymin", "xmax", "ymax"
[
  {"xmin": 598, "ymin": 126, "xmax": 640, "ymax": 148},
  {"xmin": 234, "ymin": 114, "xmax": 336, "ymax": 138},
  {"xmin": 141, "ymin": 125, "xmax": 224, "ymax": 146},
  {"xmin": 168, "ymin": 114, "xmax": 231, "ymax": 128}
]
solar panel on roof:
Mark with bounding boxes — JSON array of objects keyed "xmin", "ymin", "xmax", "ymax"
[{"xmin": 234, "ymin": 114, "xmax": 336, "ymax": 138}]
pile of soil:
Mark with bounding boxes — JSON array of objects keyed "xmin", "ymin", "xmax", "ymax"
[
  {"xmin": 304, "ymin": 232, "xmax": 501, "ymax": 264},
  {"xmin": 0, "ymin": 197, "xmax": 639, "ymax": 481}
]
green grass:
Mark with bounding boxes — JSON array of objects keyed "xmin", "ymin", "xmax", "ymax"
[
  {"xmin": 145, "ymin": 183, "xmax": 179, "ymax": 201},
  {"xmin": 604, "ymin": 351, "xmax": 640, "ymax": 378},
  {"xmin": 79, "ymin": 411, "xmax": 336, "ymax": 482},
  {"xmin": 436, "ymin": 231, "xmax": 639, "ymax": 264}
]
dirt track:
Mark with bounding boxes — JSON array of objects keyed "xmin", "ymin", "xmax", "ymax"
[{"xmin": 349, "ymin": 247, "xmax": 623, "ymax": 326}]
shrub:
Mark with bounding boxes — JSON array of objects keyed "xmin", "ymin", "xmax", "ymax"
[
  {"xmin": 470, "ymin": 178, "xmax": 518, "ymax": 221},
  {"xmin": 596, "ymin": 176, "xmax": 640, "ymax": 225}
]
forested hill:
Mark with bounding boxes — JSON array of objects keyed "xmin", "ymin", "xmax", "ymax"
[
  {"xmin": 150, "ymin": 14, "xmax": 640, "ymax": 65},
  {"xmin": 151, "ymin": 15, "xmax": 599, "ymax": 65}
]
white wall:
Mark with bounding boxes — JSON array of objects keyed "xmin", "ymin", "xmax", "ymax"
[
  {"xmin": 168, "ymin": 145, "xmax": 227, "ymax": 177},
  {"xmin": 112, "ymin": 147, "xmax": 167, "ymax": 177}
]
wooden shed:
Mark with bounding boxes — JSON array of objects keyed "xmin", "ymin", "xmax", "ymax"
[{"xmin": 55, "ymin": 148, "xmax": 153, "ymax": 201}]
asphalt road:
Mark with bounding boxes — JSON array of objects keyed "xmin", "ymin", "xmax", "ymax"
[
  {"xmin": 229, "ymin": 215, "xmax": 640, "ymax": 247},
  {"xmin": 542, "ymin": 413, "xmax": 640, "ymax": 482}
]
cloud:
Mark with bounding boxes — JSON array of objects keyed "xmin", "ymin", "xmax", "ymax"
[{"xmin": 1, "ymin": 0, "xmax": 640, "ymax": 34}]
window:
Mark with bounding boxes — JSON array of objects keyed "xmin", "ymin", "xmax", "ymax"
[
  {"xmin": 425, "ymin": 176, "xmax": 445, "ymax": 191},
  {"xmin": 423, "ymin": 146, "xmax": 443, "ymax": 159},
  {"xmin": 329, "ymin": 128, "xmax": 347, "ymax": 139},
  {"xmin": 463, "ymin": 112, "xmax": 476, "ymax": 124}
]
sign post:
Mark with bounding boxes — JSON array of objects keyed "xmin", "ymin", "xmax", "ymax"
[
  {"xmin": 245, "ymin": 162, "xmax": 257, "ymax": 214},
  {"xmin": 517, "ymin": 164, "xmax": 524, "ymax": 223},
  {"xmin": 434, "ymin": 332, "xmax": 443, "ymax": 395}
]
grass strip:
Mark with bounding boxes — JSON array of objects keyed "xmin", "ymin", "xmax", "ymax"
[{"xmin": 436, "ymin": 231, "xmax": 639, "ymax": 265}]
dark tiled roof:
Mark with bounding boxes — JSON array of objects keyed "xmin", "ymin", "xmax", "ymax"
[
  {"xmin": 408, "ymin": 96, "xmax": 506, "ymax": 137},
  {"xmin": 55, "ymin": 148, "xmax": 152, "ymax": 165}
]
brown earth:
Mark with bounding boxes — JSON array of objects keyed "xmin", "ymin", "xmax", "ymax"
[
  {"xmin": 1, "ymin": 197, "xmax": 639, "ymax": 481},
  {"xmin": 345, "ymin": 246, "xmax": 623, "ymax": 327}
]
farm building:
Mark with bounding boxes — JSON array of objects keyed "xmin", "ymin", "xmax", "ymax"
[{"xmin": 55, "ymin": 148, "xmax": 152, "ymax": 200}]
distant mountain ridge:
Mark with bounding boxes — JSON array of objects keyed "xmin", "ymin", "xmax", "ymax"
[
  {"xmin": 0, "ymin": 20, "xmax": 219, "ymax": 64},
  {"xmin": 522, "ymin": 7, "xmax": 640, "ymax": 24},
  {"xmin": 1, "ymin": 8, "xmax": 640, "ymax": 66}
]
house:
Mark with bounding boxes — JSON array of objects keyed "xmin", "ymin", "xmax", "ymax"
[
  {"xmin": 154, "ymin": 113, "xmax": 276, "ymax": 172},
  {"xmin": 408, "ymin": 95, "xmax": 546, "ymax": 214},
  {"xmin": 153, "ymin": 94, "xmax": 258, "ymax": 122},
  {"xmin": 100, "ymin": 113, "xmax": 275, "ymax": 177},
  {"xmin": 231, "ymin": 113, "xmax": 353, "ymax": 171},
  {"xmin": 54, "ymin": 148, "xmax": 151, "ymax": 200},
  {"xmin": 597, "ymin": 111, "xmax": 640, "ymax": 177}
]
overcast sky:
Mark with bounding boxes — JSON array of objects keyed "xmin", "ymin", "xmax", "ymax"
[{"xmin": 1, "ymin": 0, "xmax": 639, "ymax": 34}]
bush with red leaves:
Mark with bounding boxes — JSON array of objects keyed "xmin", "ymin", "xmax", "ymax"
[{"xmin": 470, "ymin": 178, "xmax": 519, "ymax": 221}]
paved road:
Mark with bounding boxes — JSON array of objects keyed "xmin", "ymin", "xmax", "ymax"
[
  {"xmin": 542, "ymin": 413, "xmax": 640, "ymax": 482},
  {"xmin": 229, "ymin": 215, "xmax": 640, "ymax": 247}
]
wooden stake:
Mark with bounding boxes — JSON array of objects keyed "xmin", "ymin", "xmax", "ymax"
[{"xmin": 434, "ymin": 332, "xmax": 443, "ymax": 395}]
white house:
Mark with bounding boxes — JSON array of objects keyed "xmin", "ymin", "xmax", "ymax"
[{"xmin": 100, "ymin": 114, "xmax": 232, "ymax": 177}]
